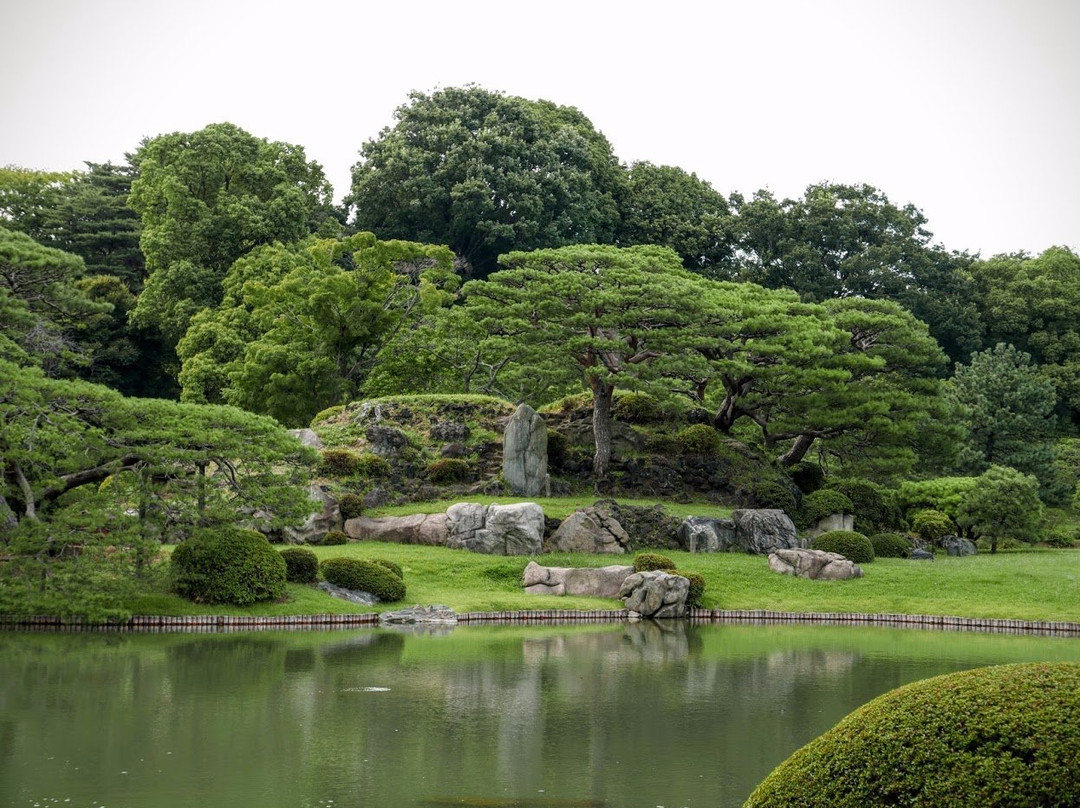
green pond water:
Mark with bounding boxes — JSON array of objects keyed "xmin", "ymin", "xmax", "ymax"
[{"xmin": 2, "ymin": 622, "xmax": 1079, "ymax": 808}]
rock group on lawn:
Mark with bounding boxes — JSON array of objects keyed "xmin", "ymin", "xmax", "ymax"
[
  {"xmin": 522, "ymin": 561, "xmax": 633, "ymax": 598},
  {"xmin": 768, "ymin": 548, "xmax": 864, "ymax": 581},
  {"xmin": 619, "ymin": 571, "xmax": 690, "ymax": 618}
]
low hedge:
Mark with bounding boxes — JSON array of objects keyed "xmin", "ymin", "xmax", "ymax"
[
  {"xmin": 320, "ymin": 557, "xmax": 406, "ymax": 602},
  {"xmin": 633, "ymin": 552, "xmax": 677, "ymax": 572},
  {"xmin": 279, "ymin": 547, "xmax": 319, "ymax": 583},
  {"xmin": 810, "ymin": 530, "xmax": 874, "ymax": 563},
  {"xmin": 869, "ymin": 532, "xmax": 912, "ymax": 559},
  {"xmin": 171, "ymin": 527, "xmax": 286, "ymax": 606},
  {"xmin": 744, "ymin": 663, "xmax": 1080, "ymax": 808}
]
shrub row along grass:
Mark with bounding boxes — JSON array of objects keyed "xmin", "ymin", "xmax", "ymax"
[{"xmin": 136, "ymin": 544, "xmax": 1080, "ymax": 622}]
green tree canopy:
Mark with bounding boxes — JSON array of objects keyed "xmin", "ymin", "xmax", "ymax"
[
  {"xmin": 177, "ymin": 232, "xmax": 457, "ymax": 426},
  {"xmin": 956, "ymin": 465, "xmax": 1045, "ymax": 553},
  {"xmin": 347, "ymin": 86, "xmax": 626, "ymax": 278},
  {"xmin": 464, "ymin": 244, "xmax": 705, "ymax": 483},
  {"xmin": 616, "ymin": 161, "xmax": 733, "ymax": 274},
  {"xmin": 128, "ymin": 122, "xmax": 336, "ymax": 345}
]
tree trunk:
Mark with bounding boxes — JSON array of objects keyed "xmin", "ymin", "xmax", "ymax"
[
  {"xmin": 778, "ymin": 433, "xmax": 816, "ymax": 466},
  {"xmin": 590, "ymin": 379, "xmax": 616, "ymax": 490}
]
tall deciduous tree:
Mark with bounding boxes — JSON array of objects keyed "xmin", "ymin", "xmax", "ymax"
[
  {"xmin": 464, "ymin": 244, "xmax": 704, "ymax": 485},
  {"xmin": 347, "ymin": 87, "xmax": 626, "ymax": 278},
  {"xmin": 177, "ymin": 233, "xmax": 457, "ymax": 426},
  {"xmin": 128, "ymin": 122, "xmax": 336, "ymax": 345},
  {"xmin": 617, "ymin": 161, "xmax": 733, "ymax": 275}
]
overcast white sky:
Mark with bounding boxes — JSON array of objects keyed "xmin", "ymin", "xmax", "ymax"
[{"xmin": 2, "ymin": 0, "xmax": 1077, "ymax": 257}]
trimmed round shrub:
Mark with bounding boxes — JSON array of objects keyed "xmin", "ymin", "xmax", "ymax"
[
  {"xmin": 320, "ymin": 530, "xmax": 348, "ymax": 546},
  {"xmin": 869, "ymin": 532, "xmax": 912, "ymax": 559},
  {"xmin": 633, "ymin": 552, "xmax": 677, "ymax": 572},
  {"xmin": 911, "ymin": 508, "xmax": 955, "ymax": 543},
  {"xmin": 425, "ymin": 458, "xmax": 473, "ymax": 484},
  {"xmin": 171, "ymin": 527, "xmax": 287, "ymax": 605},
  {"xmin": 280, "ymin": 547, "xmax": 319, "ymax": 583},
  {"xmin": 798, "ymin": 489, "xmax": 853, "ymax": 528},
  {"xmin": 809, "ymin": 530, "xmax": 874, "ymax": 563},
  {"xmin": 354, "ymin": 453, "xmax": 391, "ymax": 478},
  {"xmin": 320, "ymin": 557, "xmax": 406, "ymax": 602},
  {"xmin": 371, "ymin": 557, "xmax": 404, "ymax": 580},
  {"xmin": 673, "ymin": 569, "xmax": 705, "ymax": 608},
  {"xmin": 612, "ymin": 390, "xmax": 665, "ymax": 423},
  {"xmin": 750, "ymin": 479, "xmax": 799, "ymax": 515},
  {"xmin": 674, "ymin": 424, "xmax": 721, "ymax": 456},
  {"xmin": 338, "ymin": 493, "xmax": 364, "ymax": 521},
  {"xmin": 745, "ymin": 663, "xmax": 1080, "ymax": 808},
  {"xmin": 319, "ymin": 448, "xmax": 362, "ymax": 476},
  {"xmin": 788, "ymin": 461, "xmax": 825, "ymax": 494}
]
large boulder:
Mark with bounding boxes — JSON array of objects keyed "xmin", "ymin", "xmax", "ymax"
[
  {"xmin": 283, "ymin": 484, "xmax": 340, "ymax": 544},
  {"xmin": 677, "ymin": 516, "xmax": 737, "ymax": 552},
  {"xmin": 522, "ymin": 561, "xmax": 633, "ymax": 598},
  {"xmin": 365, "ymin": 424, "xmax": 410, "ymax": 457},
  {"xmin": 768, "ymin": 548, "xmax": 864, "ymax": 580},
  {"xmin": 732, "ymin": 509, "xmax": 800, "ymax": 554},
  {"xmin": 547, "ymin": 506, "xmax": 631, "ymax": 554},
  {"xmin": 445, "ymin": 502, "xmax": 544, "ymax": 555},
  {"xmin": 344, "ymin": 513, "xmax": 449, "ymax": 545},
  {"xmin": 940, "ymin": 535, "xmax": 978, "ymax": 556},
  {"xmin": 502, "ymin": 403, "xmax": 549, "ymax": 497},
  {"xmin": 619, "ymin": 570, "xmax": 689, "ymax": 618}
]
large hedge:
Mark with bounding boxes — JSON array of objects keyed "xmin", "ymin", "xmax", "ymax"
[
  {"xmin": 809, "ymin": 530, "xmax": 874, "ymax": 563},
  {"xmin": 744, "ymin": 663, "xmax": 1080, "ymax": 808},
  {"xmin": 171, "ymin": 528, "xmax": 287, "ymax": 605},
  {"xmin": 320, "ymin": 557, "xmax": 406, "ymax": 602}
]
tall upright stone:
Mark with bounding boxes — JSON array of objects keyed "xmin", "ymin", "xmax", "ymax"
[{"xmin": 502, "ymin": 403, "xmax": 549, "ymax": 496}]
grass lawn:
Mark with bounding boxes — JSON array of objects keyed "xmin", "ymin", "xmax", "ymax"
[
  {"xmin": 365, "ymin": 495, "xmax": 733, "ymax": 521},
  {"xmin": 134, "ymin": 542, "xmax": 1080, "ymax": 623}
]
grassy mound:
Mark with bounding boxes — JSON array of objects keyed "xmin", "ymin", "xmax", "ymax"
[{"xmin": 744, "ymin": 662, "xmax": 1080, "ymax": 807}]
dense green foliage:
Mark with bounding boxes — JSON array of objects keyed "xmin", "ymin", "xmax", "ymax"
[
  {"xmin": 744, "ymin": 663, "xmax": 1080, "ymax": 808},
  {"xmin": 911, "ymin": 509, "xmax": 956, "ymax": 543},
  {"xmin": 869, "ymin": 532, "xmax": 912, "ymax": 558},
  {"xmin": 798, "ymin": 489, "xmax": 853, "ymax": 527},
  {"xmin": 827, "ymin": 479, "xmax": 901, "ymax": 534},
  {"xmin": 319, "ymin": 557, "xmax": 406, "ymax": 602},
  {"xmin": 170, "ymin": 528, "xmax": 287, "ymax": 605},
  {"xmin": 279, "ymin": 547, "xmax": 319, "ymax": 584},
  {"xmin": 957, "ymin": 465, "xmax": 1045, "ymax": 553},
  {"xmin": 338, "ymin": 494, "xmax": 364, "ymax": 521},
  {"xmin": 319, "ymin": 531, "xmax": 348, "ymax": 546},
  {"xmin": 633, "ymin": 552, "xmax": 677, "ymax": 572},
  {"xmin": 809, "ymin": 531, "xmax": 875, "ymax": 563},
  {"xmin": 673, "ymin": 569, "xmax": 706, "ymax": 608}
]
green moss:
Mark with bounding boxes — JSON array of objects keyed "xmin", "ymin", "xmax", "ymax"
[
  {"xmin": 744, "ymin": 663, "xmax": 1080, "ymax": 808},
  {"xmin": 810, "ymin": 530, "xmax": 875, "ymax": 563}
]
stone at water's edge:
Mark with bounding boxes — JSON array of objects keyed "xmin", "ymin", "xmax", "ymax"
[
  {"xmin": 317, "ymin": 581, "xmax": 379, "ymax": 605},
  {"xmin": 768, "ymin": 548, "xmax": 863, "ymax": 580},
  {"xmin": 546, "ymin": 507, "xmax": 631, "ymax": 554},
  {"xmin": 522, "ymin": 560, "xmax": 634, "ymax": 598},
  {"xmin": 619, "ymin": 570, "xmax": 690, "ymax": 618},
  {"xmin": 344, "ymin": 513, "xmax": 449, "ymax": 545},
  {"xmin": 445, "ymin": 502, "xmax": 544, "ymax": 555},
  {"xmin": 379, "ymin": 605, "xmax": 458, "ymax": 625},
  {"xmin": 502, "ymin": 403, "xmax": 549, "ymax": 497}
]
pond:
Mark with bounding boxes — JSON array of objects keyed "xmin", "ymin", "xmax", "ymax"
[{"xmin": 2, "ymin": 621, "xmax": 1079, "ymax": 808}]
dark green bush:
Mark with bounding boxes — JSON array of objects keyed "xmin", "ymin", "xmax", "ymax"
[
  {"xmin": 370, "ymin": 558, "xmax": 404, "ymax": 580},
  {"xmin": 425, "ymin": 458, "xmax": 473, "ymax": 484},
  {"xmin": 612, "ymin": 390, "xmax": 665, "ymax": 423},
  {"xmin": 319, "ymin": 448, "xmax": 362, "ymax": 476},
  {"xmin": 831, "ymin": 479, "xmax": 902, "ymax": 533},
  {"xmin": 546, "ymin": 429, "xmax": 568, "ymax": 467},
  {"xmin": 744, "ymin": 663, "xmax": 1080, "ymax": 808},
  {"xmin": 810, "ymin": 530, "xmax": 874, "ymax": 563},
  {"xmin": 869, "ymin": 532, "xmax": 912, "ymax": 559},
  {"xmin": 911, "ymin": 508, "xmax": 955, "ymax": 543},
  {"xmin": 338, "ymin": 493, "xmax": 364, "ymax": 520},
  {"xmin": 674, "ymin": 424, "xmax": 721, "ymax": 456},
  {"xmin": 633, "ymin": 552, "xmax": 677, "ymax": 572},
  {"xmin": 798, "ymin": 489, "xmax": 853, "ymax": 528},
  {"xmin": 279, "ymin": 547, "xmax": 319, "ymax": 583},
  {"xmin": 320, "ymin": 530, "xmax": 348, "ymax": 546},
  {"xmin": 788, "ymin": 461, "xmax": 825, "ymax": 494},
  {"xmin": 750, "ymin": 480, "xmax": 799, "ymax": 515},
  {"xmin": 354, "ymin": 453, "xmax": 391, "ymax": 479},
  {"xmin": 674, "ymin": 569, "xmax": 706, "ymax": 608},
  {"xmin": 320, "ymin": 557, "xmax": 406, "ymax": 602},
  {"xmin": 171, "ymin": 527, "xmax": 287, "ymax": 605}
]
